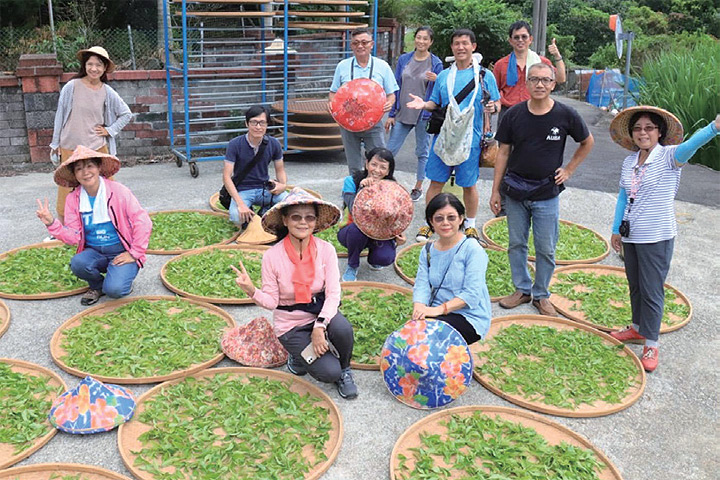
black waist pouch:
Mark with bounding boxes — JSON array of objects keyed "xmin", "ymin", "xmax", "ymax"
[
  {"xmin": 502, "ymin": 171, "xmax": 563, "ymax": 202},
  {"xmin": 276, "ymin": 291, "xmax": 326, "ymax": 315}
]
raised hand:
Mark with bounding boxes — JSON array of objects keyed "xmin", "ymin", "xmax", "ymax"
[
  {"xmin": 547, "ymin": 38, "xmax": 561, "ymax": 59},
  {"xmin": 231, "ymin": 259, "xmax": 255, "ymax": 295},
  {"xmin": 36, "ymin": 198, "xmax": 54, "ymax": 226},
  {"xmin": 406, "ymin": 94, "xmax": 426, "ymax": 110}
]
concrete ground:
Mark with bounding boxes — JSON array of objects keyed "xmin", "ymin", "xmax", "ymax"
[{"xmin": 1, "ymin": 98, "xmax": 718, "ymax": 479}]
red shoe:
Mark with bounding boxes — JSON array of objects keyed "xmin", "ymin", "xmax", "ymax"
[
  {"xmin": 609, "ymin": 325, "xmax": 646, "ymax": 344},
  {"xmin": 641, "ymin": 346, "xmax": 659, "ymax": 372}
]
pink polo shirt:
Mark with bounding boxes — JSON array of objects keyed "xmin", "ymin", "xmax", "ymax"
[{"xmin": 252, "ymin": 237, "xmax": 341, "ymax": 337}]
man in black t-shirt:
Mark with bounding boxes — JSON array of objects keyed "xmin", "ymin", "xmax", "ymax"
[{"xmin": 490, "ymin": 63, "xmax": 594, "ymax": 316}]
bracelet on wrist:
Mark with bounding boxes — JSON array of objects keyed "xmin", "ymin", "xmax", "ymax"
[
  {"xmin": 442, "ymin": 302, "xmax": 449, "ymax": 315},
  {"xmin": 554, "ymin": 56, "xmax": 563, "ymax": 61}
]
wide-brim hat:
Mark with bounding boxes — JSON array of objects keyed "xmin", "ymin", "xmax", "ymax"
[
  {"xmin": 380, "ymin": 319, "xmax": 473, "ymax": 409},
  {"xmin": 610, "ymin": 105, "xmax": 684, "ymax": 151},
  {"xmin": 352, "ymin": 180, "xmax": 413, "ymax": 240},
  {"xmin": 221, "ymin": 316, "xmax": 288, "ymax": 367},
  {"xmin": 76, "ymin": 46, "xmax": 116, "ymax": 74},
  {"xmin": 53, "ymin": 145, "xmax": 121, "ymax": 188},
  {"xmin": 261, "ymin": 187, "xmax": 342, "ymax": 235},
  {"xmin": 49, "ymin": 376, "xmax": 136, "ymax": 434},
  {"xmin": 330, "ymin": 78, "xmax": 386, "ymax": 132}
]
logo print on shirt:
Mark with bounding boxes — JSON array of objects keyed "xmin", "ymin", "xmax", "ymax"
[{"xmin": 546, "ymin": 126, "xmax": 561, "ymax": 141}]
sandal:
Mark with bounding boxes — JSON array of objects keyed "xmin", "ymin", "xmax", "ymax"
[{"xmin": 80, "ymin": 289, "xmax": 104, "ymax": 306}]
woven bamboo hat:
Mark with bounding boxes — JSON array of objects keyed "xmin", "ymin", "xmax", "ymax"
[
  {"xmin": 76, "ymin": 46, "xmax": 116, "ymax": 74},
  {"xmin": 352, "ymin": 180, "xmax": 413, "ymax": 240},
  {"xmin": 53, "ymin": 145, "xmax": 121, "ymax": 188},
  {"xmin": 261, "ymin": 187, "xmax": 341, "ymax": 235},
  {"xmin": 610, "ymin": 105, "xmax": 684, "ymax": 151}
]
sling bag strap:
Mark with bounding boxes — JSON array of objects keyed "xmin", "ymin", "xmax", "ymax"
[
  {"xmin": 230, "ymin": 136, "xmax": 270, "ymax": 189},
  {"xmin": 425, "ymin": 238, "xmax": 468, "ymax": 305}
]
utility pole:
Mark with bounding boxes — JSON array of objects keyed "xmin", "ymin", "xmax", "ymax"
[{"xmin": 531, "ymin": 0, "xmax": 548, "ymax": 55}]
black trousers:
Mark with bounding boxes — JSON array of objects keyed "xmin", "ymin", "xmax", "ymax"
[{"xmin": 434, "ymin": 312, "xmax": 481, "ymax": 345}]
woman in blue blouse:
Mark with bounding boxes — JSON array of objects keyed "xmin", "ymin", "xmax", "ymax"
[{"xmin": 412, "ymin": 193, "xmax": 491, "ymax": 344}]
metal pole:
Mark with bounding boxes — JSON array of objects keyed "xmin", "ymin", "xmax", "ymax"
[
  {"xmin": 127, "ymin": 25, "xmax": 137, "ymax": 70},
  {"xmin": 531, "ymin": 0, "xmax": 540, "ymax": 52},
  {"xmin": 47, "ymin": 0, "xmax": 57, "ymax": 55},
  {"xmin": 200, "ymin": 22, "xmax": 204, "ymax": 68},
  {"xmin": 622, "ymin": 32, "xmax": 634, "ymax": 109},
  {"xmin": 372, "ymin": 0, "xmax": 378, "ymax": 57},
  {"xmin": 537, "ymin": 0, "xmax": 548, "ymax": 55},
  {"xmin": 162, "ymin": 0, "xmax": 175, "ymax": 149}
]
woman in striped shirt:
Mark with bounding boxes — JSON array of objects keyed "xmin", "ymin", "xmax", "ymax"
[{"xmin": 608, "ymin": 106, "xmax": 719, "ymax": 372}]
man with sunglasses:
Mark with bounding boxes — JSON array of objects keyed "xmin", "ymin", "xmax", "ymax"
[
  {"xmin": 329, "ymin": 28, "xmax": 399, "ymax": 174},
  {"xmin": 223, "ymin": 104, "xmax": 288, "ymax": 227},
  {"xmin": 493, "ymin": 21, "xmax": 566, "ymax": 123},
  {"xmin": 490, "ymin": 63, "xmax": 593, "ymax": 317}
]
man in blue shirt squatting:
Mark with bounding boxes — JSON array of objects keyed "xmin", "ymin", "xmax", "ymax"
[
  {"xmin": 222, "ymin": 105, "xmax": 289, "ymax": 227},
  {"xmin": 489, "ymin": 62, "xmax": 594, "ymax": 317},
  {"xmin": 329, "ymin": 28, "xmax": 399, "ymax": 175},
  {"xmin": 407, "ymin": 28, "xmax": 501, "ymax": 241}
]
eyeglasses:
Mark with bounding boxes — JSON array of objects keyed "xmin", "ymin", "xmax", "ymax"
[
  {"xmin": 351, "ymin": 40, "xmax": 372, "ymax": 47},
  {"xmin": 632, "ymin": 125, "xmax": 658, "ymax": 133},
  {"xmin": 248, "ymin": 120, "xmax": 268, "ymax": 127},
  {"xmin": 432, "ymin": 214, "xmax": 459, "ymax": 224},
  {"xmin": 512, "ymin": 34, "xmax": 530, "ymax": 41},
  {"xmin": 289, "ymin": 214, "xmax": 317, "ymax": 223},
  {"xmin": 527, "ymin": 76, "xmax": 555, "ymax": 86}
]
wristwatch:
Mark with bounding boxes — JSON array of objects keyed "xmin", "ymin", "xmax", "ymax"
[{"xmin": 314, "ymin": 317, "xmax": 328, "ymax": 329}]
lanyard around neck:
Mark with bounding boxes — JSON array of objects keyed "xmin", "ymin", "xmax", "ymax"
[{"xmin": 351, "ymin": 57, "xmax": 374, "ymax": 81}]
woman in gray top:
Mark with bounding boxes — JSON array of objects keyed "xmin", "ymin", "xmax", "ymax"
[{"xmin": 50, "ymin": 46, "xmax": 132, "ymax": 224}]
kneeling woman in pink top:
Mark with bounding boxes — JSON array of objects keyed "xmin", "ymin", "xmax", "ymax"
[{"xmin": 233, "ymin": 188, "xmax": 358, "ymax": 399}]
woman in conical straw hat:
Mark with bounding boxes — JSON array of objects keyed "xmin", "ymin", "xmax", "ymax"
[
  {"xmin": 35, "ymin": 145, "xmax": 152, "ymax": 306},
  {"xmin": 232, "ymin": 187, "xmax": 359, "ymax": 399},
  {"xmin": 49, "ymin": 46, "xmax": 132, "ymax": 226},
  {"xmin": 608, "ymin": 106, "xmax": 720, "ymax": 372}
]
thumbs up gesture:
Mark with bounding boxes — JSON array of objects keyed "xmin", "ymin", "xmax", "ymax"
[{"xmin": 548, "ymin": 38, "xmax": 562, "ymax": 60}]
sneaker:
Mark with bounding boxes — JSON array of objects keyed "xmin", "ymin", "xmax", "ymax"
[
  {"xmin": 342, "ymin": 265, "xmax": 358, "ymax": 282},
  {"xmin": 336, "ymin": 367, "xmax": 358, "ymax": 399},
  {"xmin": 499, "ymin": 290, "xmax": 532, "ymax": 309},
  {"xmin": 367, "ymin": 263, "xmax": 385, "ymax": 271},
  {"xmin": 415, "ymin": 225, "xmax": 432, "ymax": 242},
  {"xmin": 42, "ymin": 235, "xmax": 56, "ymax": 243},
  {"xmin": 410, "ymin": 188, "xmax": 422, "ymax": 202},
  {"xmin": 80, "ymin": 289, "xmax": 104, "ymax": 306},
  {"xmin": 641, "ymin": 346, "xmax": 659, "ymax": 372},
  {"xmin": 286, "ymin": 354, "xmax": 307, "ymax": 376},
  {"xmin": 609, "ymin": 325, "xmax": 646, "ymax": 345},
  {"xmin": 532, "ymin": 298, "xmax": 558, "ymax": 317},
  {"xmin": 464, "ymin": 227, "xmax": 480, "ymax": 241}
]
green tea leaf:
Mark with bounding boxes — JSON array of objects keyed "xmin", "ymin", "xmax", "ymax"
[
  {"xmin": 149, "ymin": 212, "xmax": 238, "ymax": 251},
  {"xmin": 0, "ymin": 245, "xmax": 85, "ymax": 295}
]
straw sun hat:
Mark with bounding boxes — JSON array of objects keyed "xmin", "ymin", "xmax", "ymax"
[
  {"xmin": 76, "ymin": 46, "xmax": 116, "ymax": 74},
  {"xmin": 261, "ymin": 187, "xmax": 342, "ymax": 235},
  {"xmin": 53, "ymin": 145, "xmax": 121, "ymax": 188},
  {"xmin": 610, "ymin": 105, "xmax": 684, "ymax": 151}
]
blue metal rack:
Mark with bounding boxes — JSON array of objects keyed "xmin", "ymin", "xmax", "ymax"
[{"xmin": 162, "ymin": 0, "xmax": 378, "ymax": 177}]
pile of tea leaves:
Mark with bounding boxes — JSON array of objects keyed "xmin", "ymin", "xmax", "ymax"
[
  {"xmin": 342, "ymin": 288, "xmax": 413, "ymax": 365},
  {"xmin": 551, "ymin": 271, "xmax": 690, "ymax": 328},
  {"xmin": 148, "ymin": 211, "xmax": 238, "ymax": 251},
  {"xmin": 59, "ymin": 298, "xmax": 228, "ymax": 378},
  {"xmin": 485, "ymin": 218, "xmax": 607, "ymax": 261},
  {"xmin": 0, "ymin": 245, "xmax": 84, "ymax": 295},
  {"xmin": 164, "ymin": 249, "xmax": 262, "ymax": 299},
  {"xmin": 395, "ymin": 244, "xmax": 423, "ymax": 281},
  {"xmin": 476, "ymin": 324, "xmax": 638, "ymax": 409},
  {"xmin": 133, "ymin": 374, "xmax": 333, "ymax": 479},
  {"xmin": 0, "ymin": 362, "xmax": 61, "ymax": 454},
  {"xmin": 395, "ymin": 411, "xmax": 603, "ymax": 480}
]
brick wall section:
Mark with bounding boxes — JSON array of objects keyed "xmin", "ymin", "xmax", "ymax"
[{"xmin": 0, "ymin": 75, "xmax": 29, "ymax": 165}]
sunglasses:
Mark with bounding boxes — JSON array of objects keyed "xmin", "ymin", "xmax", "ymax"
[
  {"xmin": 351, "ymin": 40, "xmax": 372, "ymax": 47},
  {"xmin": 512, "ymin": 34, "xmax": 530, "ymax": 41},
  {"xmin": 432, "ymin": 214, "xmax": 460, "ymax": 224},
  {"xmin": 632, "ymin": 125, "xmax": 658, "ymax": 133},
  {"xmin": 289, "ymin": 214, "xmax": 317, "ymax": 223}
]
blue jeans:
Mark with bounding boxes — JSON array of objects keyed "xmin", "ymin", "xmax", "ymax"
[
  {"xmin": 70, "ymin": 243, "xmax": 139, "ymax": 297},
  {"xmin": 387, "ymin": 118, "xmax": 430, "ymax": 182},
  {"xmin": 229, "ymin": 188, "xmax": 289, "ymax": 225},
  {"xmin": 505, "ymin": 195, "xmax": 559, "ymax": 299}
]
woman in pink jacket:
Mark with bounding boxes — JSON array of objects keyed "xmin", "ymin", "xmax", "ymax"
[
  {"xmin": 36, "ymin": 145, "xmax": 152, "ymax": 306},
  {"xmin": 233, "ymin": 188, "xmax": 358, "ymax": 399}
]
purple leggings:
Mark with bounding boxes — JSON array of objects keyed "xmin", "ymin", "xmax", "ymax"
[{"xmin": 337, "ymin": 222, "xmax": 396, "ymax": 268}]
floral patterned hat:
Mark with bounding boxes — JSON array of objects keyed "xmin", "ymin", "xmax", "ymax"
[
  {"xmin": 352, "ymin": 180, "xmax": 413, "ymax": 241},
  {"xmin": 381, "ymin": 319, "xmax": 473, "ymax": 409},
  {"xmin": 48, "ymin": 376, "xmax": 136, "ymax": 434},
  {"xmin": 609, "ymin": 105, "xmax": 684, "ymax": 151},
  {"xmin": 221, "ymin": 317, "xmax": 288, "ymax": 368},
  {"xmin": 53, "ymin": 145, "xmax": 121, "ymax": 188},
  {"xmin": 261, "ymin": 187, "xmax": 342, "ymax": 235}
]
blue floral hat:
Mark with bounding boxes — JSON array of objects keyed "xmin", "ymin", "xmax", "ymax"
[{"xmin": 48, "ymin": 376, "xmax": 136, "ymax": 434}]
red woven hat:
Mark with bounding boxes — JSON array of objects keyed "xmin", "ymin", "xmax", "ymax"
[
  {"xmin": 352, "ymin": 180, "xmax": 413, "ymax": 240},
  {"xmin": 221, "ymin": 317, "xmax": 288, "ymax": 368},
  {"xmin": 330, "ymin": 78, "xmax": 386, "ymax": 132}
]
